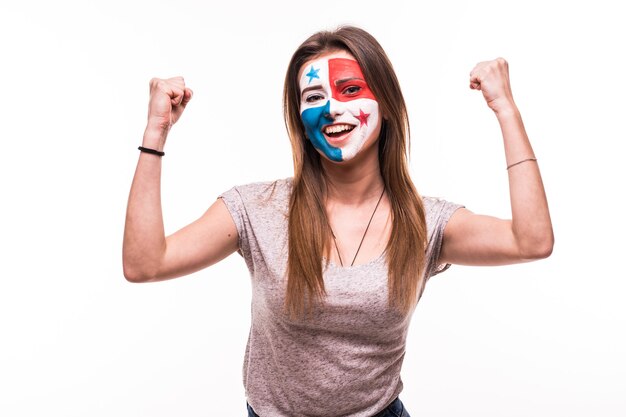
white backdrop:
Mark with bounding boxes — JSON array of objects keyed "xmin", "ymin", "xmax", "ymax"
[{"xmin": 1, "ymin": 0, "xmax": 624, "ymax": 416}]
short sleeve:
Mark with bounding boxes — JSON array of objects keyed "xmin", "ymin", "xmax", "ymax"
[
  {"xmin": 219, "ymin": 186, "xmax": 251, "ymax": 262},
  {"xmin": 217, "ymin": 179, "xmax": 291, "ymax": 278},
  {"xmin": 422, "ymin": 197, "xmax": 464, "ymax": 280}
]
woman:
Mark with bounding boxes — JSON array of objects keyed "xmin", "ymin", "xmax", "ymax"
[{"xmin": 123, "ymin": 26, "xmax": 553, "ymax": 417}]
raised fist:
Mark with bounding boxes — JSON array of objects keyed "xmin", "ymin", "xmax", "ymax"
[
  {"xmin": 469, "ymin": 58, "xmax": 516, "ymax": 114},
  {"xmin": 146, "ymin": 77, "xmax": 193, "ymax": 132}
]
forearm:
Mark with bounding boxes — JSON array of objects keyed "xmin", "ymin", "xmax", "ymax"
[
  {"xmin": 122, "ymin": 128, "xmax": 169, "ymax": 281},
  {"xmin": 496, "ymin": 106, "xmax": 554, "ymax": 259}
]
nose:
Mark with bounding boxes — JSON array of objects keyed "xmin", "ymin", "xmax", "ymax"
[{"xmin": 324, "ymin": 98, "xmax": 346, "ymax": 119}]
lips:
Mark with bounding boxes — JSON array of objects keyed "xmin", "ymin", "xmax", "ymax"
[{"xmin": 323, "ymin": 123, "xmax": 356, "ymax": 143}]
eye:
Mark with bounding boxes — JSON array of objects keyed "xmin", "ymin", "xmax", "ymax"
[
  {"xmin": 342, "ymin": 85, "xmax": 362, "ymax": 96},
  {"xmin": 305, "ymin": 93, "xmax": 325, "ymax": 103}
]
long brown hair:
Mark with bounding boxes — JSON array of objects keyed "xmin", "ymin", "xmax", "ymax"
[{"xmin": 283, "ymin": 26, "xmax": 427, "ymax": 317}]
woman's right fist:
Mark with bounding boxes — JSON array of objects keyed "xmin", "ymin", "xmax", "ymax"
[{"xmin": 146, "ymin": 77, "xmax": 193, "ymax": 132}]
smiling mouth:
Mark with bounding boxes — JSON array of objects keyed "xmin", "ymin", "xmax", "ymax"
[{"xmin": 323, "ymin": 123, "xmax": 356, "ymax": 139}]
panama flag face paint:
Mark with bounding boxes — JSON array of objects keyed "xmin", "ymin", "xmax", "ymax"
[{"xmin": 299, "ymin": 56, "xmax": 380, "ymax": 162}]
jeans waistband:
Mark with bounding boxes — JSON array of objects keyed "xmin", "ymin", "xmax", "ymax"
[{"xmin": 246, "ymin": 396, "xmax": 409, "ymax": 417}]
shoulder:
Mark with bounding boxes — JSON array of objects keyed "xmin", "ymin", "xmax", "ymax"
[
  {"xmin": 421, "ymin": 196, "xmax": 463, "ymax": 221},
  {"xmin": 421, "ymin": 196, "xmax": 444, "ymax": 212},
  {"xmin": 220, "ymin": 177, "xmax": 293, "ymax": 214},
  {"xmin": 228, "ymin": 177, "xmax": 292, "ymax": 201},
  {"xmin": 420, "ymin": 195, "xmax": 464, "ymax": 242}
]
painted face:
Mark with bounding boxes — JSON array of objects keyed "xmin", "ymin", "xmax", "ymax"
[{"xmin": 299, "ymin": 56, "xmax": 380, "ymax": 162}]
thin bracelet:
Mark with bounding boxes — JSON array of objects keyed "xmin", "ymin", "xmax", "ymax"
[
  {"xmin": 138, "ymin": 146, "xmax": 165, "ymax": 157},
  {"xmin": 506, "ymin": 157, "xmax": 536, "ymax": 170}
]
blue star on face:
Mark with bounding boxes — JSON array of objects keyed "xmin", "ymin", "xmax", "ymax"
[{"xmin": 305, "ymin": 65, "xmax": 320, "ymax": 84}]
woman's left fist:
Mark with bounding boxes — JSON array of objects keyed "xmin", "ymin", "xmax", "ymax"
[{"xmin": 469, "ymin": 58, "xmax": 516, "ymax": 114}]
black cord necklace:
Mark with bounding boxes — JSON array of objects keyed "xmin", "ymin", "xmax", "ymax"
[{"xmin": 330, "ymin": 187, "xmax": 386, "ymax": 267}]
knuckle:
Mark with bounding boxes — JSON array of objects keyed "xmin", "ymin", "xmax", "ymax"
[
  {"xmin": 156, "ymin": 80, "xmax": 170, "ymax": 91},
  {"xmin": 171, "ymin": 76, "xmax": 185, "ymax": 86}
]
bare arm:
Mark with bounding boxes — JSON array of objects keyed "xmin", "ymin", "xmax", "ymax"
[
  {"xmin": 122, "ymin": 77, "xmax": 238, "ymax": 282},
  {"xmin": 440, "ymin": 58, "xmax": 554, "ymax": 266}
]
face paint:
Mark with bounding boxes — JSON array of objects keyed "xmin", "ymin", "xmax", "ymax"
[{"xmin": 299, "ymin": 57, "xmax": 380, "ymax": 162}]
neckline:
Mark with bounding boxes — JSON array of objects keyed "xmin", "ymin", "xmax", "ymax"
[{"xmin": 323, "ymin": 248, "xmax": 387, "ymax": 270}]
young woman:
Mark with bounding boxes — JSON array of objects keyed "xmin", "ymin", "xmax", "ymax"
[{"xmin": 123, "ymin": 26, "xmax": 553, "ymax": 417}]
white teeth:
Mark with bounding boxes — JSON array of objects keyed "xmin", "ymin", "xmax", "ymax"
[{"xmin": 324, "ymin": 124, "xmax": 354, "ymax": 134}]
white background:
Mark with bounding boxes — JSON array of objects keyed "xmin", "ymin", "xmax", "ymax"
[{"xmin": 1, "ymin": 0, "xmax": 624, "ymax": 416}]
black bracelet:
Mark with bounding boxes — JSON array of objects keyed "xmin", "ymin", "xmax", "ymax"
[{"xmin": 138, "ymin": 146, "xmax": 165, "ymax": 157}]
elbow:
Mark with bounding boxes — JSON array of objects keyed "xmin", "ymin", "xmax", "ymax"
[
  {"xmin": 519, "ymin": 233, "xmax": 554, "ymax": 261},
  {"xmin": 123, "ymin": 264, "xmax": 145, "ymax": 283},
  {"xmin": 524, "ymin": 243, "xmax": 553, "ymax": 260},
  {"xmin": 122, "ymin": 244, "xmax": 163, "ymax": 283},
  {"xmin": 122, "ymin": 260, "xmax": 157, "ymax": 283}
]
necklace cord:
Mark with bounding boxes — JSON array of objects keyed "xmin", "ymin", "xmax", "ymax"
[
  {"xmin": 331, "ymin": 188, "xmax": 386, "ymax": 267},
  {"xmin": 330, "ymin": 230, "xmax": 345, "ymax": 267}
]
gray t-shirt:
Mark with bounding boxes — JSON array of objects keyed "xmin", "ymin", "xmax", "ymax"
[{"xmin": 220, "ymin": 178, "xmax": 462, "ymax": 417}]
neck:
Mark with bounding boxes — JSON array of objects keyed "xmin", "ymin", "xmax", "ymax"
[{"xmin": 321, "ymin": 144, "xmax": 384, "ymax": 205}]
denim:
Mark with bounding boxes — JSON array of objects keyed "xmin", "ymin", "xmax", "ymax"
[{"xmin": 246, "ymin": 397, "xmax": 411, "ymax": 417}]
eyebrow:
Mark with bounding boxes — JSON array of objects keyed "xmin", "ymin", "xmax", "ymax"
[
  {"xmin": 301, "ymin": 85, "xmax": 325, "ymax": 96},
  {"xmin": 334, "ymin": 77, "xmax": 364, "ymax": 86}
]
